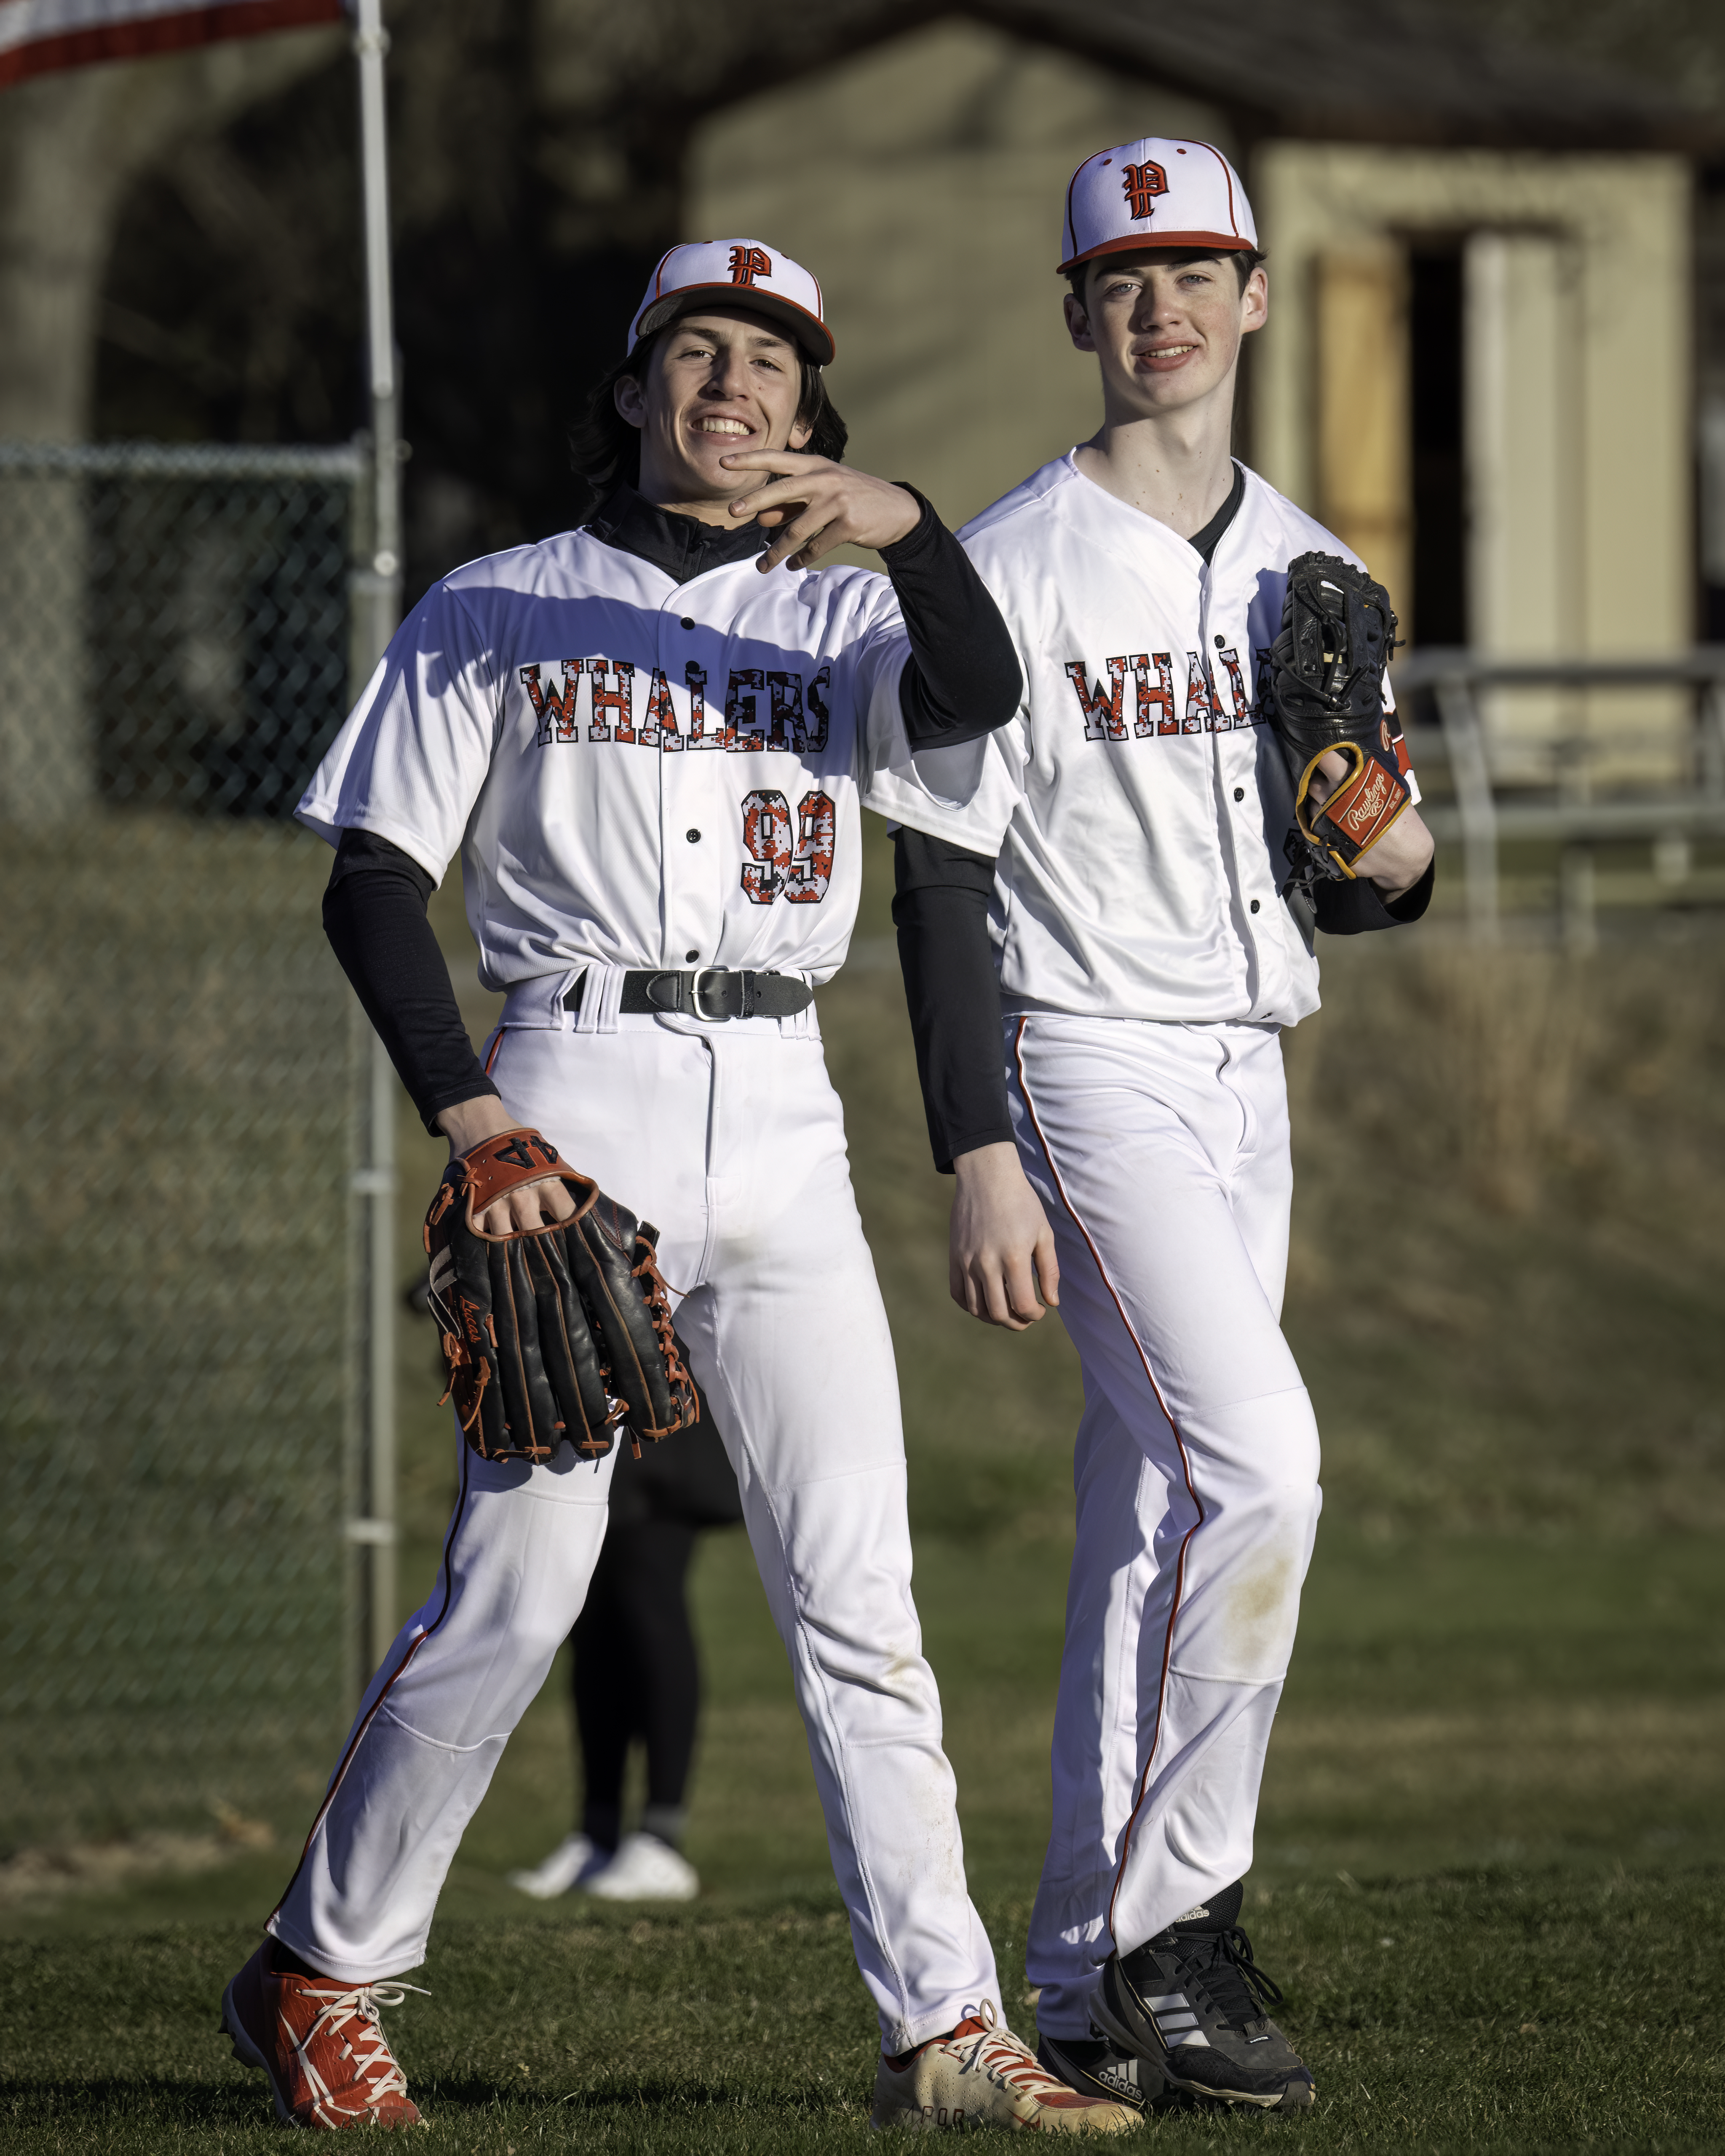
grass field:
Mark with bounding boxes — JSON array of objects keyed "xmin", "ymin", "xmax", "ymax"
[
  {"xmin": 6, "ymin": 1869, "xmax": 1724, "ymax": 2152},
  {"xmin": 5, "ymin": 828, "xmax": 1725, "ymax": 2147}
]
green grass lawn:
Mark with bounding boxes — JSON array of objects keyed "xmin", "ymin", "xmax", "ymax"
[
  {"xmin": 4, "ymin": 1869, "xmax": 1723, "ymax": 2151},
  {"xmin": 6, "ymin": 829, "xmax": 1725, "ymax": 2146},
  {"xmin": 7, "ymin": 1526, "xmax": 1723, "ymax": 2148}
]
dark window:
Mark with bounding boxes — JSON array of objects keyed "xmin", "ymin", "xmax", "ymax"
[{"xmin": 1408, "ymin": 246, "xmax": 1467, "ymax": 650}]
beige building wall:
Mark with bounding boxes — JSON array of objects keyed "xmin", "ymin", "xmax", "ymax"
[
  {"xmin": 1252, "ymin": 143, "xmax": 1692, "ymax": 780},
  {"xmin": 687, "ymin": 20, "xmax": 1231, "ymax": 536}
]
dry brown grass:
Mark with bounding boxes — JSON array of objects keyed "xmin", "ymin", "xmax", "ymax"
[
  {"xmin": 1288, "ymin": 923, "xmax": 1725, "ymax": 1219},
  {"xmin": 1281, "ymin": 920, "xmax": 1725, "ymax": 1535}
]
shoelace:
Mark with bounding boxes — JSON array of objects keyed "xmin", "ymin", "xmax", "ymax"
[
  {"xmin": 951, "ymin": 2003, "xmax": 1072, "ymax": 2098},
  {"xmin": 1165, "ymin": 1925, "xmax": 1284, "ymax": 2031},
  {"xmin": 293, "ymin": 1980, "xmax": 429, "ymax": 2109}
]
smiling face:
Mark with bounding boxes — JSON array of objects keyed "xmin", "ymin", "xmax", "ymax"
[
  {"xmin": 1066, "ymin": 252, "xmax": 1267, "ymax": 426},
  {"xmin": 615, "ymin": 306, "xmax": 813, "ymax": 518}
]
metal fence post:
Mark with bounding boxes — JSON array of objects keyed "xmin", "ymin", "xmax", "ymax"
[
  {"xmin": 347, "ymin": 1040, "xmax": 400, "ymax": 1677},
  {"xmin": 342, "ymin": 450, "xmax": 402, "ymax": 1689},
  {"xmin": 345, "ymin": 0, "xmax": 404, "ymax": 1691},
  {"xmin": 1435, "ymin": 674, "xmax": 1499, "ymax": 942},
  {"xmin": 1700, "ymin": 680, "xmax": 1725, "ymax": 801}
]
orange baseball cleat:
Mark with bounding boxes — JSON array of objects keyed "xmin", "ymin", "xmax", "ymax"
[{"xmin": 220, "ymin": 1942, "xmax": 427, "ymax": 2129}]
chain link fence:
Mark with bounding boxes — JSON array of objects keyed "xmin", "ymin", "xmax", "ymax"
[{"xmin": 0, "ymin": 442, "xmax": 372, "ymax": 1855}]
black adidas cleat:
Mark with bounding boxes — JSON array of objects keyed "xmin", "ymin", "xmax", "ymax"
[
  {"xmin": 1092, "ymin": 1887, "xmax": 1315, "ymax": 2112},
  {"xmin": 1036, "ymin": 2029, "xmax": 1166, "ymax": 2114}
]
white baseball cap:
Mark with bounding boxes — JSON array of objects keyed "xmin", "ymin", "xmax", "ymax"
[
  {"xmin": 1059, "ymin": 138, "xmax": 1258, "ymax": 274},
  {"xmin": 627, "ymin": 240, "xmax": 834, "ymax": 365}
]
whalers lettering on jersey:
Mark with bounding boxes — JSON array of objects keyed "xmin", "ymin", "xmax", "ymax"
[
  {"xmin": 1063, "ymin": 649, "xmax": 1258, "ymax": 739},
  {"xmin": 518, "ymin": 658, "xmax": 833, "ymax": 753}
]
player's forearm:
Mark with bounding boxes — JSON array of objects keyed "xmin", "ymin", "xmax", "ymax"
[
  {"xmin": 435, "ymin": 1094, "xmax": 525, "ymax": 1155},
  {"xmin": 322, "ymin": 831, "xmax": 502, "ymax": 1135},
  {"xmin": 892, "ymin": 826, "xmax": 1012, "ymax": 1172},
  {"xmin": 1313, "ymin": 852, "xmax": 1436, "ymax": 933},
  {"xmin": 1358, "ymin": 805, "xmax": 1434, "ymax": 899},
  {"xmin": 883, "ymin": 494, "xmax": 1023, "ymax": 749}
]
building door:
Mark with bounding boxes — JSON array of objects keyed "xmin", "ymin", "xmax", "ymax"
[{"xmin": 1314, "ymin": 244, "xmax": 1411, "ymax": 633}]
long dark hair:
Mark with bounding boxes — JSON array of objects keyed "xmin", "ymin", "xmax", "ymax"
[{"xmin": 568, "ymin": 333, "xmax": 848, "ymax": 512}]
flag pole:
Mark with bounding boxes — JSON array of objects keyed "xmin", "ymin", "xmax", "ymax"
[
  {"xmin": 355, "ymin": 0, "xmax": 401, "ymax": 618},
  {"xmin": 351, "ymin": 0, "xmax": 400, "ymax": 1691}
]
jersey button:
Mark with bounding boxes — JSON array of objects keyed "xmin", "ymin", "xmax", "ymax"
[
  {"xmin": 1249, "ymin": 899, "xmax": 1261, "ymax": 913},
  {"xmin": 686, "ymin": 828, "xmax": 701, "ymax": 843},
  {"xmin": 1233, "ymin": 787, "xmax": 1245, "ymax": 801},
  {"xmin": 685, "ymin": 948, "xmax": 700, "ymax": 962},
  {"xmin": 1214, "ymin": 633, "xmax": 1226, "ymax": 647},
  {"xmin": 680, "ymin": 616, "xmax": 696, "ymax": 630}
]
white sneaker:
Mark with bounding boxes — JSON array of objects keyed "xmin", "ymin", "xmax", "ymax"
[
  {"xmin": 506, "ymin": 1831, "xmax": 601, "ymax": 1899},
  {"xmin": 581, "ymin": 1831, "xmax": 700, "ymax": 1902},
  {"xmin": 870, "ymin": 2002, "xmax": 1138, "ymax": 2133}
]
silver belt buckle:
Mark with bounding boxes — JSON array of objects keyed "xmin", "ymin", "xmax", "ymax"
[{"xmin": 690, "ymin": 965, "xmax": 731, "ymax": 1022}]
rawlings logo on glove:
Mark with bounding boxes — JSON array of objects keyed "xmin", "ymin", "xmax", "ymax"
[
  {"xmin": 1267, "ymin": 552, "xmax": 1410, "ymax": 883},
  {"xmin": 423, "ymin": 1128, "xmax": 697, "ymax": 1464}
]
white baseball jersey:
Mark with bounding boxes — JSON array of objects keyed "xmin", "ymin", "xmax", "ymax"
[
  {"xmin": 299, "ymin": 529, "xmax": 951, "ymax": 989},
  {"xmin": 864, "ymin": 453, "xmax": 1417, "ymax": 1027}
]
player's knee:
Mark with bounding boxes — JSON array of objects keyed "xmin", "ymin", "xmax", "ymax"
[
  {"xmin": 1253, "ymin": 1478, "xmax": 1322, "ymax": 1584},
  {"xmin": 493, "ymin": 1595, "xmax": 592, "ymax": 1679},
  {"xmin": 1264, "ymin": 1433, "xmax": 1322, "ymax": 1524},
  {"xmin": 1190, "ymin": 1387, "xmax": 1321, "ymax": 1518},
  {"xmin": 802, "ymin": 1616, "xmax": 942, "ymax": 1723},
  {"xmin": 1239, "ymin": 1455, "xmax": 1322, "ymax": 1573}
]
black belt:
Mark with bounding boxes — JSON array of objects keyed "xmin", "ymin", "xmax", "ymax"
[{"xmin": 565, "ymin": 967, "xmax": 815, "ymax": 1023}]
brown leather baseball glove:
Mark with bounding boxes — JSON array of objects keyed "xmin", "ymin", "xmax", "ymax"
[{"xmin": 423, "ymin": 1128, "xmax": 696, "ymax": 1464}]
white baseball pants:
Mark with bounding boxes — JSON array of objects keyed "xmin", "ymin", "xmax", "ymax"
[
  {"xmin": 271, "ymin": 986, "xmax": 999, "ymax": 2053},
  {"xmin": 1005, "ymin": 1013, "xmax": 1322, "ymax": 2041}
]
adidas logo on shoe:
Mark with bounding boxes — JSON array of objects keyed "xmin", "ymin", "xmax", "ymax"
[
  {"xmin": 1140, "ymin": 1989, "xmax": 1210, "ymax": 2049},
  {"xmin": 1036, "ymin": 2029, "xmax": 1165, "ymax": 2114}
]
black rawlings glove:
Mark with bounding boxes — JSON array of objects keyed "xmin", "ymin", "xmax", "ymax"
[
  {"xmin": 424, "ymin": 1128, "xmax": 697, "ymax": 1464},
  {"xmin": 1268, "ymin": 552, "xmax": 1411, "ymax": 882}
]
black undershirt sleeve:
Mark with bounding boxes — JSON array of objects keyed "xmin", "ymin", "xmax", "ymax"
[
  {"xmin": 891, "ymin": 825, "xmax": 1013, "ymax": 1174},
  {"xmin": 884, "ymin": 489, "xmax": 1022, "ymax": 750},
  {"xmin": 1314, "ymin": 854, "xmax": 1436, "ymax": 934},
  {"xmin": 322, "ymin": 828, "xmax": 501, "ymax": 1133}
]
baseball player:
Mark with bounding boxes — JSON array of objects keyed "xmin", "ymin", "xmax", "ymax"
[
  {"xmin": 217, "ymin": 240, "xmax": 1136, "ymax": 2135},
  {"xmin": 866, "ymin": 143, "xmax": 1435, "ymax": 2116}
]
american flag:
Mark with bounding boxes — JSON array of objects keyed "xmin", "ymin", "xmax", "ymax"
[{"xmin": 0, "ymin": 0, "xmax": 344, "ymax": 89}]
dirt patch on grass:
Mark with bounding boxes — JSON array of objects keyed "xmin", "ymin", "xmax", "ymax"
[{"xmin": 0, "ymin": 1807, "xmax": 274, "ymax": 1908}]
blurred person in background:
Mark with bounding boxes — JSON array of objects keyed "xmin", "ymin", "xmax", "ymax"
[{"xmin": 508, "ymin": 1400, "xmax": 742, "ymax": 1903}]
